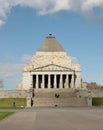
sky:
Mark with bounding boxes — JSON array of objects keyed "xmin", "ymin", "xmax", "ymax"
[{"xmin": 0, "ymin": 0, "xmax": 103, "ymax": 90}]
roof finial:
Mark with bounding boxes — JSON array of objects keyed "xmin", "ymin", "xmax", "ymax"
[
  {"xmin": 46, "ymin": 33, "xmax": 55, "ymax": 38},
  {"xmin": 49, "ymin": 33, "xmax": 52, "ymax": 36}
]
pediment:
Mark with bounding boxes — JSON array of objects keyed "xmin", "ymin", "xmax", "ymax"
[{"xmin": 32, "ymin": 64, "xmax": 74, "ymax": 71}]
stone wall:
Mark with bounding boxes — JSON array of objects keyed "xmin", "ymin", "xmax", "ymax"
[
  {"xmin": 76, "ymin": 90, "xmax": 103, "ymax": 98},
  {"xmin": 22, "ymin": 72, "xmax": 32, "ymax": 90},
  {"xmin": 0, "ymin": 90, "xmax": 29, "ymax": 98},
  {"xmin": 24, "ymin": 52, "xmax": 81, "ymax": 72}
]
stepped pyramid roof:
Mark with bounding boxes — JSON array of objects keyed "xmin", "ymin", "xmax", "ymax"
[{"xmin": 37, "ymin": 34, "xmax": 66, "ymax": 52}]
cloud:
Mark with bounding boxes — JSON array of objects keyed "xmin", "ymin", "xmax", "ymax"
[
  {"xmin": 0, "ymin": 63, "xmax": 22, "ymax": 79},
  {"xmin": 0, "ymin": 54, "xmax": 32, "ymax": 80},
  {"xmin": 0, "ymin": 19, "xmax": 5, "ymax": 26},
  {"xmin": 0, "ymin": 63, "xmax": 22, "ymax": 89},
  {"xmin": 0, "ymin": 54, "xmax": 32, "ymax": 89},
  {"xmin": 71, "ymin": 57, "xmax": 79, "ymax": 64},
  {"xmin": 0, "ymin": 0, "xmax": 103, "ymax": 26},
  {"xmin": 23, "ymin": 54, "xmax": 32, "ymax": 63}
]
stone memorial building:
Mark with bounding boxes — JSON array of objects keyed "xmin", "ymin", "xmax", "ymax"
[
  {"xmin": 18, "ymin": 34, "xmax": 81, "ymax": 90},
  {"xmin": 0, "ymin": 35, "xmax": 101, "ymax": 107}
]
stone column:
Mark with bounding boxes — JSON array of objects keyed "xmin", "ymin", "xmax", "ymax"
[
  {"xmin": 41, "ymin": 74, "xmax": 44, "ymax": 88},
  {"xmin": 65, "ymin": 74, "xmax": 69, "ymax": 88},
  {"xmin": 36, "ymin": 75, "xmax": 38, "ymax": 88},
  {"xmin": 54, "ymin": 75, "xmax": 57, "ymax": 88},
  {"xmin": 59, "ymin": 75, "xmax": 63, "ymax": 88},
  {"xmin": 71, "ymin": 74, "xmax": 74, "ymax": 88},
  {"xmin": 48, "ymin": 74, "xmax": 51, "ymax": 88}
]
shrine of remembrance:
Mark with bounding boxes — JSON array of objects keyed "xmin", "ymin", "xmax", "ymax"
[{"xmin": 17, "ymin": 34, "xmax": 81, "ymax": 90}]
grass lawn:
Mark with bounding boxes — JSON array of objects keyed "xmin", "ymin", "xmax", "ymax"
[
  {"xmin": 0, "ymin": 112, "xmax": 14, "ymax": 120},
  {"xmin": 92, "ymin": 97, "xmax": 103, "ymax": 106},
  {"xmin": 0, "ymin": 98, "xmax": 26, "ymax": 109}
]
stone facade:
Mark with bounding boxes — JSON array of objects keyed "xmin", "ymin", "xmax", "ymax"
[{"xmin": 17, "ymin": 35, "xmax": 82, "ymax": 90}]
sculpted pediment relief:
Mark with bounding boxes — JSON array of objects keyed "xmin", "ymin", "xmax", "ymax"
[{"xmin": 32, "ymin": 64, "xmax": 74, "ymax": 71}]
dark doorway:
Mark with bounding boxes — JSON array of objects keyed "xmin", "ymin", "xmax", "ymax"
[
  {"xmin": 57, "ymin": 75, "xmax": 60, "ymax": 88},
  {"xmin": 51, "ymin": 75, "xmax": 54, "ymax": 88},
  {"xmin": 69, "ymin": 75, "xmax": 72, "ymax": 88},
  {"xmin": 33, "ymin": 75, "xmax": 36, "ymax": 88},
  {"xmin": 63, "ymin": 75, "xmax": 66, "ymax": 88},
  {"xmin": 45, "ymin": 75, "xmax": 48, "ymax": 88},
  {"xmin": 38, "ymin": 75, "xmax": 42, "ymax": 88}
]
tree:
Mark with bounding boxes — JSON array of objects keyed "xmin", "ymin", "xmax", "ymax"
[{"xmin": 0, "ymin": 79, "xmax": 4, "ymax": 90}]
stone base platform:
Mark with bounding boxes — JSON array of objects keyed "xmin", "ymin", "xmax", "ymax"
[{"xmin": 33, "ymin": 89, "xmax": 87, "ymax": 107}]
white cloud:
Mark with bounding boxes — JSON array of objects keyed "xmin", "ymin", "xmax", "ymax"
[
  {"xmin": 0, "ymin": 63, "xmax": 22, "ymax": 79},
  {"xmin": 0, "ymin": 0, "xmax": 103, "ymax": 26},
  {"xmin": 71, "ymin": 57, "xmax": 79, "ymax": 64},
  {"xmin": 0, "ymin": 54, "xmax": 32, "ymax": 89},
  {"xmin": 0, "ymin": 63, "xmax": 22, "ymax": 89},
  {"xmin": 23, "ymin": 54, "xmax": 32, "ymax": 63},
  {"xmin": 0, "ymin": 54, "xmax": 32, "ymax": 81},
  {"xmin": 0, "ymin": 19, "xmax": 5, "ymax": 26}
]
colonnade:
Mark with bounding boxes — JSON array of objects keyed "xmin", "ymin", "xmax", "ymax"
[{"xmin": 33, "ymin": 74, "xmax": 75, "ymax": 89}]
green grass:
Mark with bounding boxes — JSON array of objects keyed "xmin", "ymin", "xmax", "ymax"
[
  {"xmin": 0, "ymin": 112, "xmax": 14, "ymax": 120},
  {"xmin": 0, "ymin": 98, "xmax": 26, "ymax": 109},
  {"xmin": 92, "ymin": 97, "xmax": 103, "ymax": 106}
]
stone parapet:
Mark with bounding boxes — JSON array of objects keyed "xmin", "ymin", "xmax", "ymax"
[
  {"xmin": 76, "ymin": 90, "xmax": 103, "ymax": 98},
  {"xmin": 0, "ymin": 90, "xmax": 28, "ymax": 98}
]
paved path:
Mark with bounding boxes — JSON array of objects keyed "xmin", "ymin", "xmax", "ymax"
[{"xmin": 0, "ymin": 107, "xmax": 103, "ymax": 130}]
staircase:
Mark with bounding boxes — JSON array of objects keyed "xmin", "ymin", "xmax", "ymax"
[{"xmin": 32, "ymin": 89, "xmax": 87, "ymax": 107}]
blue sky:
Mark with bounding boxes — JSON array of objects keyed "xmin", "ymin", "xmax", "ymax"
[{"xmin": 0, "ymin": 0, "xmax": 103, "ymax": 89}]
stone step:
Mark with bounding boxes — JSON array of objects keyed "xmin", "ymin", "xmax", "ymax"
[
  {"xmin": 33, "ymin": 88, "xmax": 76, "ymax": 98},
  {"xmin": 32, "ymin": 89, "xmax": 87, "ymax": 107},
  {"xmin": 33, "ymin": 97, "xmax": 87, "ymax": 107},
  {"xmin": 34, "ymin": 93, "xmax": 76, "ymax": 98}
]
